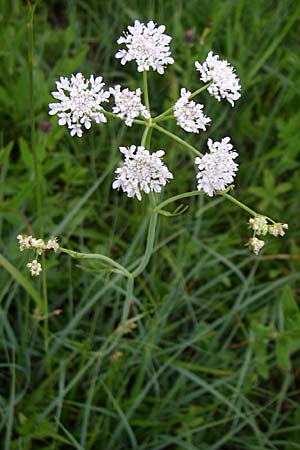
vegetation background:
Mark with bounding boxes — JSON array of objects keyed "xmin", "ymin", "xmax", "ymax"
[{"xmin": 0, "ymin": 0, "xmax": 300, "ymax": 448}]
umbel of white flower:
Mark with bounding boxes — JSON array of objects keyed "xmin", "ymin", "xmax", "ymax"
[
  {"xmin": 195, "ymin": 51, "xmax": 241, "ymax": 106},
  {"xmin": 112, "ymin": 145, "xmax": 173, "ymax": 200},
  {"xmin": 17, "ymin": 235, "xmax": 59, "ymax": 277},
  {"xmin": 49, "ymin": 73, "xmax": 110, "ymax": 137},
  {"xmin": 109, "ymin": 85, "xmax": 150, "ymax": 126},
  {"xmin": 195, "ymin": 137, "xmax": 238, "ymax": 196},
  {"xmin": 115, "ymin": 20, "xmax": 174, "ymax": 74},
  {"xmin": 174, "ymin": 88, "xmax": 211, "ymax": 133}
]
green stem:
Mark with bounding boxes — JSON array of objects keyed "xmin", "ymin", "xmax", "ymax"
[
  {"xmin": 156, "ymin": 189, "xmax": 271, "ymax": 222},
  {"xmin": 154, "ymin": 115, "xmax": 175, "ymax": 124},
  {"xmin": 59, "ymin": 247, "xmax": 131, "ymax": 278},
  {"xmin": 103, "ymin": 110, "xmax": 145, "ymax": 125},
  {"xmin": 41, "ymin": 254, "xmax": 48, "ymax": 352},
  {"xmin": 143, "ymin": 71, "xmax": 150, "ymax": 113},
  {"xmin": 122, "ymin": 276, "xmax": 134, "ymax": 323},
  {"xmin": 153, "ymin": 124, "xmax": 203, "ymax": 157},
  {"xmin": 132, "ymin": 194, "xmax": 158, "ymax": 278},
  {"xmin": 220, "ymin": 193, "xmax": 259, "ymax": 217},
  {"xmin": 155, "ymin": 190, "xmax": 204, "ymax": 212},
  {"xmin": 28, "ymin": 1, "xmax": 48, "ymax": 351},
  {"xmin": 28, "ymin": 2, "xmax": 42, "ymax": 235},
  {"xmin": 188, "ymin": 81, "xmax": 212, "ymax": 100},
  {"xmin": 153, "ymin": 82, "xmax": 212, "ymax": 122},
  {"xmin": 141, "ymin": 125, "xmax": 152, "ymax": 147}
]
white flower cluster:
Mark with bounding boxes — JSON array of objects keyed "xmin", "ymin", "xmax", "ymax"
[
  {"xmin": 49, "ymin": 73, "xmax": 110, "ymax": 137},
  {"xmin": 174, "ymin": 88, "xmax": 211, "ymax": 133},
  {"xmin": 115, "ymin": 20, "xmax": 174, "ymax": 74},
  {"xmin": 247, "ymin": 237, "xmax": 265, "ymax": 255},
  {"xmin": 27, "ymin": 260, "xmax": 43, "ymax": 277},
  {"xmin": 109, "ymin": 85, "xmax": 150, "ymax": 126},
  {"xmin": 247, "ymin": 216, "xmax": 288, "ymax": 254},
  {"xmin": 249, "ymin": 216, "xmax": 269, "ymax": 236},
  {"xmin": 195, "ymin": 137, "xmax": 238, "ymax": 196},
  {"xmin": 17, "ymin": 235, "xmax": 59, "ymax": 277},
  {"xmin": 112, "ymin": 146, "xmax": 173, "ymax": 200},
  {"xmin": 195, "ymin": 51, "xmax": 241, "ymax": 106}
]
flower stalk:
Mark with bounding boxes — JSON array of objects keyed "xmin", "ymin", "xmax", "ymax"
[{"xmin": 27, "ymin": 1, "xmax": 49, "ymax": 351}]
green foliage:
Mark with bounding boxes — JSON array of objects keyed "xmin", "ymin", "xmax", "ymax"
[{"xmin": 0, "ymin": 0, "xmax": 300, "ymax": 449}]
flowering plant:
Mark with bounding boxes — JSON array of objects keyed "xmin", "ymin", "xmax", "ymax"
[{"xmin": 19, "ymin": 19, "xmax": 288, "ymax": 327}]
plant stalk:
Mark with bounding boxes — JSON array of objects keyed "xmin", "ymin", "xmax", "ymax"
[{"xmin": 27, "ymin": 1, "xmax": 48, "ymax": 351}]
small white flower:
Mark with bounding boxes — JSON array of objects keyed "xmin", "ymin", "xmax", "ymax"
[
  {"xmin": 195, "ymin": 137, "xmax": 238, "ymax": 196},
  {"xmin": 268, "ymin": 223, "xmax": 288, "ymax": 237},
  {"xmin": 27, "ymin": 259, "xmax": 42, "ymax": 277},
  {"xmin": 115, "ymin": 20, "xmax": 174, "ymax": 74},
  {"xmin": 109, "ymin": 85, "xmax": 150, "ymax": 126},
  {"xmin": 49, "ymin": 73, "xmax": 110, "ymax": 137},
  {"xmin": 249, "ymin": 216, "xmax": 268, "ymax": 236},
  {"xmin": 46, "ymin": 236, "xmax": 60, "ymax": 252},
  {"xmin": 30, "ymin": 238, "xmax": 46, "ymax": 255},
  {"xmin": 174, "ymin": 88, "xmax": 211, "ymax": 133},
  {"xmin": 17, "ymin": 234, "xmax": 33, "ymax": 251},
  {"xmin": 195, "ymin": 51, "xmax": 241, "ymax": 106},
  {"xmin": 112, "ymin": 145, "xmax": 173, "ymax": 200},
  {"xmin": 247, "ymin": 237, "xmax": 265, "ymax": 255}
]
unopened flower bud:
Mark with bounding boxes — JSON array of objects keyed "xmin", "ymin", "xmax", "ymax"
[
  {"xmin": 27, "ymin": 259, "xmax": 42, "ymax": 277},
  {"xmin": 268, "ymin": 223, "xmax": 288, "ymax": 237},
  {"xmin": 247, "ymin": 237, "xmax": 265, "ymax": 255},
  {"xmin": 249, "ymin": 216, "xmax": 268, "ymax": 236}
]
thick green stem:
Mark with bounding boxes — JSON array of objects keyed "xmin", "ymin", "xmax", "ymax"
[
  {"xmin": 153, "ymin": 124, "xmax": 203, "ymax": 157},
  {"xmin": 132, "ymin": 194, "xmax": 158, "ymax": 278},
  {"xmin": 28, "ymin": 1, "xmax": 48, "ymax": 351},
  {"xmin": 141, "ymin": 125, "xmax": 152, "ymax": 147},
  {"xmin": 122, "ymin": 276, "xmax": 134, "ymax": 323},
  {"xmin": 59, "ymin": 247, "xmax": 131, "ymax": 278}
]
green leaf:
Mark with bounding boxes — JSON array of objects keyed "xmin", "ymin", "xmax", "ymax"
[
  {"xmin": 276, "ymin": 335, "xmax": 291, "ymax": 370},
  {"xmin": 281, "ymin": 286, "xmax": 300, "ymax": 329},
  {"xmin": 157, "ymin": 204, "xmax": 189, "ymax": 217},
  {"xmin": 250, "ymin": 319, "xmax": 273, "ymax": 379}
]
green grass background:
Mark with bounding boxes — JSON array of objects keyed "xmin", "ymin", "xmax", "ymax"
[{"xmin": 0, "ymin": 0, "xmax": 300, "ymax": 448}]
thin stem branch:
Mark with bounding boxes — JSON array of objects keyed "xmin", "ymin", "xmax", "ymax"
[
  {"xmin": 155, "ymin": 190, "xmax": 204, "ymax": 212},
  {"xmin": 103, "ymin": 109, "xmax": 145, "ymax": 125},
  {"xmin": 143, "ymin": 71, "xmax": 150, "ymax": 113},
  {"xmin": 220, "ymin": 193, "xmax": 259, "ymax": 217},
  {"xmin": 153, "ymin": 82, "xmax": 212, "ymax": 122},
  {"xmin": 153, "ymin": 124, "xmax": 203, "ymax": 157},
  {"xmin": 188, "ymin": 81, "xmax": 212, "ymax": 100},
  {"xmin": 28, "ymin": 1, "xmax": 48, "ymax": 351},
  {"xmin": 59, "ymin": 247, "xmax": 131, "ymax": 278}
]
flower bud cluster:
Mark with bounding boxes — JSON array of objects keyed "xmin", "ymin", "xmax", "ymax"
[
  {"xmin": 247, "ymin": 216, "xmax": 288, "ymax": 255},
  {"xmin": 17, "ymin": 235, "xmax": 59, "ymax": 277}
]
